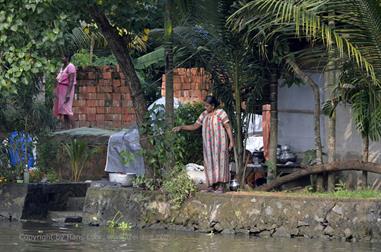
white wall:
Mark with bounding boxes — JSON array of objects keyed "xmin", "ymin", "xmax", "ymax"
[
  {"xmin": 278, "ymin": 73, "xmax": 326, "ymax": 153},
  {"xmin": 278, "ymin": 73, "xmax": 381, "ymax": 163}
]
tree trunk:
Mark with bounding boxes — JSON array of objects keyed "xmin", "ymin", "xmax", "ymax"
[
  {"xmin": 326, "ymin": 15, "xmax": 337, "ymax": 192},
  {"xmin": 286, "ymin": 58, "xmax": 324, "ymax": 191},
  {"xmin": 164, "ymin": 0, "xmax": 174, "ymax": 129},
  {"xmin": 268, "ymin": 71, "xmax": 278, "ymax": 182},
  {"xmin": 361, "ymin": 135, "xmax": 369, "ymax": 188},
  {"xmin": 89, "ymin": 35, "xmax": 95, "ymax": 65},
  {"xmin": 256, "ymin": 160, "xmax": 381, "ymax": 191},
  {"xmin": 89, "ymin": 5, "xmax": 147, "ymax": 128},
  {"xmin": 233, "ymin": 54, "xmax": 243, "ymax": 184}
]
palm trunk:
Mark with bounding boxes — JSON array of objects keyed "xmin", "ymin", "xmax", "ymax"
[
  {"xmin": 286, "ymin": 58, "xmax": 324, "ymax": 191},
  {"xmin": 361, "ymin": 135, "xmax": 369, "ymax": 188},
  {"xmin": 326, "ymin": 14, "xmax": 337, "ymax": 192},
  {"xmin": 89, "ymin": 35, "xmax": 95, "ymax": 65},
  {"xmin": 268, "ymin": 71, "xmax": 278, "ymax": 182},
  {"xmin": 233, "ymin": 54, "xmax": 243, "ymax": 184},
  {"xmin": 89, "ymin": 5, "xmax": 147, "ymax": 128},
  {"xmin": 164, "ymin": 0, "xmax": 174, "ymax": 129}
]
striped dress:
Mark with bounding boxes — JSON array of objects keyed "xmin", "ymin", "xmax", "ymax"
[{"xmin": 196, "ymin": 109, "xmax": 230, "ymax": 185}]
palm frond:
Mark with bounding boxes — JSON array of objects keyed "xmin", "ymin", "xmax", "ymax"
[{"xmin": 228, "ymin": 0, "xmax": 378, "ymax": 82}]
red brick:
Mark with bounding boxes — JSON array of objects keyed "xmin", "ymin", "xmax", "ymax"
[
  {"xmin": 96, "ymin": 114, "xmax": 105, "ymax": 121},
  {"xmin": 79, "ymin": 121, "xmax": 90, "ymax": 127},
  {"xmin": 105, "ymin": 114, "xmax": 113, "ymax": 121},
  {"xmin": 122, "ymin": 100, "xmax": 133, "ymax": 107},
  {"xmin": 112, "ymin": 94, "xmax": 121, "ymax": 100},
  {"xmin": 79, "ymin": 86, "xmax": 87, "ymax": 93},
  {"xmin": 79, "ymin": 114, "xmax": 86, "ymax": 121},
  {"xmin": 98, "ymin": 79, "xmax": 111, "ymax": 86},
  {"xmin": 104, "ymin": 121, "xmax": 114, "ymax": 129},
  {"xmin": 113, "ymin": 86, "xmax": 121, "ymax": 93},
  {"xmin": 73, "ymin": 100, "xmax": 86, "ymax": 107},
  {"xmin": 87, "ymin": 86, "xmax": 96, "ymax": 93},
  {"xmin": 97, "ymin": 86, "xmax": 112, "ymax": 93},
  {"xmin": 86, "ymin": 100, "xmax": 97, "ymax": 107},
  {"xmin": 113, "ymin": 107, "xmax": 122, "ymax": 113},
  {"xmin": 96, "ymin": 121, "xmax": 105, "ymax": 128},
  {"xmin": 96, "ymin": 93, "xmax": 105, "ymax": 100},
  {"xmin": 86, "ymin": 107, "xmax": 96, "ymax": 114},
  {"xmin": 113, "ymin": 121, "xmax": 122, "ymax": 128},
  {"xmin": 79, "ymin": 106, "xmax": 86, "ymax": 113},
  {"xmin": 112, "ymin": 100, "xmax": 121, "ymax": 107},
  {"xmin": 88, "ymin": 93, "xmax": 97, "ymax": 100},
  {"xmin": 113, "ymin": 79, "xmax": 121, "ymax": 87},
  {"xmin": 87, "ymin": 114, "xmax": 96, "ymax": 122},
  {"xmin": 96, "ymin": 100, "xmax": 105, "ymax": 107},
  {"xmin": 87, "ymin": 72, "xmax": 97, "ymax": 80},
  {"xmin": 103, "ymin": 72, "xmax": 112, "ymax": 80},
  {"xmin": 102, "ymin": 66, "xmax": 112, "ymax": 72},
  {"xmin": 72, "ymin": 114, "xmax": 79, "ymax": 121},
  {"xmin": 120, "ymin": 86, "xmax": 130, "ymax": 93},
  {"xmin": 105, "ymin": 107, "xmax": 113, "ymax": 114},
  {"xmin": 96, "ymin": 107, "xmax": 105, "ymax": 114}
]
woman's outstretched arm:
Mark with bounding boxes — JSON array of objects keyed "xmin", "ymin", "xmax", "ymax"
[{"xmin": 172, "ymin": 123, "xmax": 201, "ymax": 132}]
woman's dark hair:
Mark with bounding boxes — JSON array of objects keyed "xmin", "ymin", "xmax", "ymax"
[
  {"xmin": 63, "ymin": 52, "xmax": 74, "ymax": 61},
  {"xmin": 205, "ymin": 95, "xmax": 220, "ymax": 108}
]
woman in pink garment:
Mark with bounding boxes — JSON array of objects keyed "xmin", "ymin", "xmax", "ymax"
[
  {"xmin": 53, "ymin": 53, "xmax": 77, "ymax": 129},
  {"xmin": 173, "ymin": 96, "xmax": 234, "ymax": 193}
]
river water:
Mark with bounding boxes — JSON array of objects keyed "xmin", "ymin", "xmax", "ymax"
[{"xmin": 1, "ymin": 221, "xmax": 380, "ymax": 252}]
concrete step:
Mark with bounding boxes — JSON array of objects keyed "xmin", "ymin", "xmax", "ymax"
[
  {"xmin": 66, "ymin": 197, "xmax": 85, "ymax": 211},
  {"xmin": 48, "ymin": 211, "xmax": 83, "ymax": 223}
]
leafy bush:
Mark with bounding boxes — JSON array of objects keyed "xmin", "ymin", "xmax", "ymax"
[
  {"xmin": 175, "ymin": 102, "xmax": 204, "ymax": 164},
  {"xmin": 63, "ymin": 139, "xmax": 97, "ymax": 182},
  {"xmin": 162, "ymin": 166, "xmax": 196, "ymax": 208},
  {"xmin": 72, "ymin": 49, "xmax": 117, "ymax": 67}
]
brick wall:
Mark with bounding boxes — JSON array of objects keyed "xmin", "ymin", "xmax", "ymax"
[
  {"xmin": 72, "ymin": 66, "xmax": 211, "ymax": 129},
  {"xmin": 162, "ymin": 68, "xmax": 211, "ymax": 103},
  {"xmin": 72, "ymin": 66, "xmax": 136, "ymax": 129}
]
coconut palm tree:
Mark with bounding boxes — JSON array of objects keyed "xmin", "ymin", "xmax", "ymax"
[{"xmin": 228, "ymin": 0, "xmax": 381, "ymax": 190}]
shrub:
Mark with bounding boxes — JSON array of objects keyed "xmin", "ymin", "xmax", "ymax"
[
  {"xmin": 162, "ymin": 166, "xmax": 196, "ymax": 208},
  {"xmin": 175, "ymin": 102, "xmax": 204, "ymax": 164}
]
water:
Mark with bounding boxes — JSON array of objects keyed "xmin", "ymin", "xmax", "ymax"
[{"xmin": 1, "ymin": 221, "xmax": 380, "ymax": 252}]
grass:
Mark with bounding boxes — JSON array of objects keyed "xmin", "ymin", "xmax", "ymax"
[{"xmin": 297, "ymin": 189, "xmax": 381, "ymax": 199}]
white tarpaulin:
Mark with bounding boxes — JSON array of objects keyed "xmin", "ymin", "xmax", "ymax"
[{"xmin": 105, "ymin": 127, "xmax": 145, "ymax": 175}]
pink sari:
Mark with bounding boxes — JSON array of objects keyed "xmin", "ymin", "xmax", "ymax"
[{"xmin": 53, "ymin": 63, "xmax": 77, "ymax": 117}]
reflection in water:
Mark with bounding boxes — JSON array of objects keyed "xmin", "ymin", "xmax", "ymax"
[{"xmin": 0, "ymin": 221, "xmax": 380, "ymax": 252}]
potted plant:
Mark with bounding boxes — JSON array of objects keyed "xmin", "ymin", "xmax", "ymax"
[{"xmin": 63, "ymin": 139, "xmax": 97, "ymax": 182}]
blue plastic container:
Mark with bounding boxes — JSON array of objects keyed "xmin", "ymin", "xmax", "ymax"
[{"xmin": 8, "ymin": 131, "xmax": 34, "ymax": 169}]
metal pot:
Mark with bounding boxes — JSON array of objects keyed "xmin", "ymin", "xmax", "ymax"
[
  {"xmin": 229, "ymin": 179, "xmax": 240, "ymax": 191},
  {"xmin": 279, "ymin": 145, "xmax": 297, "ymax": 164},
  {"xmin": 109, "ymin": 173, "xmax": 136, "ymax": 187}
]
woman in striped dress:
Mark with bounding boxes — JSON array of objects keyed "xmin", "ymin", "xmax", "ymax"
[{"xmin": 173, "ymin": 96, "xmax": 234, "ymax": 193}]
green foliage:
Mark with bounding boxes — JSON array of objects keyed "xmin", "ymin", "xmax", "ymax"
[
  {"xmin": 0, "ymin": 0, "xmax": 72, "ymax": 93},
  {"xmin": 46, "ymin": 169, "xmax": 59, "ymax": 183},
  {"xmin": 107, "ymin": 210, "xmax": 132, "ymax": 231},
  {"xmin": 0, "ymin": 80, "xmax": 56, "ymax": 134},
  {"xmin": 71, "ymin": 49, "xmax": 117, "ymax": 67},
  {"xmin": 300, "ymin": 188, "xmax": 381, "ymax": 199},
  {"xmin": 174, "ymin": 102, "xmax": 204, "ymax": 164},
  {"xmin": 132, "ymin": 175, "xmax": 156, "ymax": 191},
  {"xmin": 63, "ymin": 139, "xmax": 97, "ymax": 182},
  {"xmin": 36, "ymin": 135, "xmax": 60, "ymax": 174},
  {"xmin": 162, "ymin": 165, "xmax": 196, "ymax": 208}
]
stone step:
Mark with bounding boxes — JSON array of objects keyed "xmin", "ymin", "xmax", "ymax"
[
  {"xmin": 48, "ymin": 211, "xmax": 83, "ymax": 223},
  {"xmin": 66, "ymin": 197, "xmax": 85, "ymax": 211}
]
